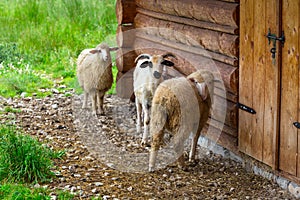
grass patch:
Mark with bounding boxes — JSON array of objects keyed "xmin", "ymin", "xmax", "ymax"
[
  {"xmin": 0, "ymin": 183, "xmax": 75, "ymax": 200},
  {"xmin": 0, "ymin": 125, "xmax": 64, "ymax": 183},
  {"xmin": 0, "ymin": 0, "xmax": 118, "ymax": 98}
]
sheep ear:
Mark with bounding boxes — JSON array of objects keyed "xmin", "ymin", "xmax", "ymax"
[
  {"xmin": 90, "ymin": 49, "xmax": 101, "ymax": 54},
  {"xmin": 161, "ymin": 60, "xmax": 174, "ymax": 67},
  {"xmin": 140, "ymin": 61, "xmax": 153, "ymax": 68},
  {"xmin": 109, "ymin": 47, "xmax": 119, "ymax": 51},
  {"xmin": 196, "ymin": 82, "xmax": 208, "ymax": 100},
  {"xmin": 162, "ymin": 53, "xmax": 176, "ymax": 59},
  {"xmin": 135, "ymin": 54, "xmax": 151, "ymax": 63}
]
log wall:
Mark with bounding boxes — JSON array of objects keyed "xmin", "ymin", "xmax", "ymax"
[{"xmin": 116, "ymin": 0, "xmax": 240, "ymax": 152}]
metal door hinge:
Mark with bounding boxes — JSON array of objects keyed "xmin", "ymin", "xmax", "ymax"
[
  {"xmin": 294, "ymin": 122, "xmax": 300, "ymax": 129},
  {"xmin": 237, "ymin": 103, "xmax": 256, "ymax": 114}
]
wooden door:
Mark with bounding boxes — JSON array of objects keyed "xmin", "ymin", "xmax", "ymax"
[
  {"xmin": 239, "ymin": 0, "xmax": 281, "ymax": 167},
  {"xmin": 279, "ymin": 0, "xmax": 300, "ymax": 177},
  {"xmin": 240, "ymin": 0, "xmax": 300, "ymax": 177}
]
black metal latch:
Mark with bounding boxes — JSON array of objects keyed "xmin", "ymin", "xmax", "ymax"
[
  {"xmin": 294, "ymin": 122, "xmax": 300, "ymax": 129},
  {"xmin": 237, "ymin": 103, "xmax": 256, "ymax": 114},
  {"xmin": 266, "ymin": 29, "xmax": 285, "ymax": 63}
]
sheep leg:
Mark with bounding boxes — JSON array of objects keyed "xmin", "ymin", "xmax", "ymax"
[
  {"xmin": 135, "ymin": 99, "xmax": 142, "ymax": 133},
  {"xmin": 82, "ymin": 92, "xmax": 89, "ymax": 109},
  {"xmin": 141, "ymin": 103, "xmax": 150, "ymax": 145},
  {"xmin": 90, "ymin": 91, "xmax": 98, "ymax": 117},
  {"xmin": 97, "ymin": 91, "xmax": 105, "ymax": 115},
  {"xmin": 189, "ymin": 130, "xmax": 202, "ymax": 162},
  {"xmin": 149, "ymin": 130, "xmax": 164, "ymax": 172}
]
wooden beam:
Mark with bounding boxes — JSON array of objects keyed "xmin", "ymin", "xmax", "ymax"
[
  {"xmin": 116, "ymin": 48, "xmax": 137, "ymax": 73},
  {"xmin": 137, "ymin": 8, "xmax": 238, "ymax": 34},
  {"xmin": 116, "ymin": 0, "xmax": 136, "ymax": 25},
  {"xmin": 135, "ymin": 0, "xmax": 239, "ymax": 27},
  {"xmin": 135, "ymin": 13, "xmax": 239, "ymax": 59},
  {"xmin": 117, "ymin": 24, "xmax": 136, "ymax": 48}
]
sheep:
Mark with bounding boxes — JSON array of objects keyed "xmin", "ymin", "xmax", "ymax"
[
  {"xmin": 148, "ymin": 70, "xmax": 214, "ymax": 172},
  {"xmin": 133, "ymin": 53, "xmax": 176, "ymax": 145},
  {"xmin": 76, "ymin": 43, "xmax": 118, "ymax": 116}
]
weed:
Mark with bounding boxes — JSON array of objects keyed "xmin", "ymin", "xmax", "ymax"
[{"xmin": 0, "ymin": 125, "xmax": 63, "ymax": 183}]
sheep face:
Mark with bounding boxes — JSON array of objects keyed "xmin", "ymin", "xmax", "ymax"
[{"xmin": 135, "ymin": 53, "xmax": 175, "ymax": 80}]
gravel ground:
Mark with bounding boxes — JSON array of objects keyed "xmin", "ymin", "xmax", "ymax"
[{"xmin": 0, "ymin": 90, "xmax": 296, "ymax": 199}]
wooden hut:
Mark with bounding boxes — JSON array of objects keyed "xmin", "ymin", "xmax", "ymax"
[{"xmin": 115, "ymin": 0, "xmax": 300, "ymax": 186}]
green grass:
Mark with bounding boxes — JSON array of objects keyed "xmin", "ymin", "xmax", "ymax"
[
  {"xmin": 0, "ymin": 0, "xmax": 118, "ymax": 98},
  {"xmin": 0, "ymin": 125, "xmax": 64, "ymax": 183},
  {"xmin": 0, "ymin": 183, "xmax": 75, "ymax": 200}
]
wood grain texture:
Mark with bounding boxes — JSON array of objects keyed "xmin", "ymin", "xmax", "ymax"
[
  {"xmin": 134, "ymin": 13, "xmax": 239, "ymax": 58},
  {"xmin": 117, "ymin": 24, "xmax": 136, "ymax": 48},
  {"xmin": 116, "ymin": 0, "xmax": 136, "ymax": 25},
  {"xmin": 280, "ymin": 0, "xmax": 300, "ymax": 176},
  {"xmin": 116, "ymin": 48, "xmax": 137, "ymax": 73},
  {"xmin": 238, "ymin": 0, "xmax": 254, "ymax": 155},
  {"xmin": 137, "ymin": 8, "xmax": 238, "ymax": 34},
  {"xmin": 135, "ymin": 0, "xmax": 239, "ymax": 27},
  {"xmin": 263, "ymin": 0, "xmax": 280, "ymax": 169}
]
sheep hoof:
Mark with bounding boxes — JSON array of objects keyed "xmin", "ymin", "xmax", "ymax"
[
  {"xmin": 149, "ymin": 166, "xmax": 155, "ymax": 172},
  {"xmin": 187, "ymin": 159, "xmax": 198, "ymax": 167},
  {"xmin": 140, "ymin": 140, "xmax": 149, "ymax": 147}
]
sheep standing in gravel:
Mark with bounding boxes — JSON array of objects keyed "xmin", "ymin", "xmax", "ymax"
[
  {"xmin": 149, "ymin": 70, "xmax": 214, "ymax": 172},
  {"xmin": 133, "ymin": 53, "xmax": 176, "ymax": 145},
  {"xmin": 77, "ymin": 43, "xmax": 118, "ymax": 116}
]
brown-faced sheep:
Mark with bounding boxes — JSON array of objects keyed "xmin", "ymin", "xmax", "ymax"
[
  {"xmin": 76, "ymin": 43, "xmax": 117, "ymax": 116},
  {"xmin": 149, "ymin": 70, "xmax": 214, "ymax": 172},
  {"xmin": 133, "ymin": 53, "xmax": 176, "ymax": 145}
]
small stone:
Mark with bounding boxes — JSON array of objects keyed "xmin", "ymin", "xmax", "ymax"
[
  {"xmin": 95, "ymin": 182, "xmax": 104, "ymax": 186},
  {"xmin": 73, "ymin": 174, "xmax": 81, "ymax": 178},
  {"xmin": 92, "ymin": 188, "xmax": 98, "ymax": 193},
  {"xmin": 102, "ymin": 195, "xmax": 110, "ymax": 200},
  {"xmin": 127, "ymin": 186, "xmax": 133, "ymax": 191},
  {"xmin": 51, "ymin": 104, "xmax": 58, "ymax": 109}
]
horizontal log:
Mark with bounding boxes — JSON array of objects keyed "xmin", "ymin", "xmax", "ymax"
[
  {"xmin": 137, "ymin": 8, "xmax": 238, "ymax": 35},
  {"xmin": 135, "ymin": 13, "xmax": 239, "ymax": 58},
  {"xmin": 212, "ymin": 96, "xmax": 237, "ymax": 128},
  {"xmin": 116, "ymin": 0, "xmax": 136, "ymax": 25},
  {"xmin": 202, "ymin": 123, "xmax": 238, "ymax": 153},
  {"xmin": 135, "ymin": 31, "xmax": 238, "ymax": 67},
  {"xmin": 135, "ymin": 0, "xmax": 239, "ymax": 27},
  {"xmin": 116, "ymin": 70, "xmax": 134, "ymax": 99},
  {"xmin": 116, "ymin": 48, "xmax": 137, "ymax": 73},
  {"xmin": 214, "ymin": 86, "xmax": 238, "ymax": 103},
  {"xmin": 117, "ymin": 24, "xmax": 136, "ymax": 48},
  {"xmin": 134, "ymin": 38, "xmax": 238, "ymax": 94}
]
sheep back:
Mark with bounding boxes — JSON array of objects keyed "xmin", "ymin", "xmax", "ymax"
[
  {"xmin": 76, "ymin": 48, "xmax": 113, "ymax": 93},
  {"xmin": 150, "ymin": 77, "xmax": 202, "ymax": 141}
]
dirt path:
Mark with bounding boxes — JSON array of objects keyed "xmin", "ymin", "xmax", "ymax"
[{"xmin": 0, "ymin": 92, "xmax": 295, "ymax": 199}]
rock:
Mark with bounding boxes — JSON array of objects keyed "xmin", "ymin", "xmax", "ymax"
[{"xmin": 94, "ymin": 182, "xmax": 104, "ymax": 186}]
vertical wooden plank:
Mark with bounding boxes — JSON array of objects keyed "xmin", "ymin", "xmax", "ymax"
[
  {"xmin": 297, "ymin": 0, "xmax": 300, "ymax": 178},
  {"xmin": 250, "ymin": 0, "xmax": 266, "ymax": 161},
  {"xmin": 238, "ymin": 0, "xmax": 254, "ymax": 155},
  {"xmin": 280, "ymin": 0, "xmax": 299, "ymax": 176},
  {"xmin": 263, "ymin": 0, "xmax": 280, "ymax": 168}
]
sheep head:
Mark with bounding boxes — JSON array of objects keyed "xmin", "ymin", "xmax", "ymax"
[
  {"xmin": 89, "ymin": 43, "xmax": 118, "ymax": 62},
  {"xmin": 188, "ymin": 70, "xmax": 214, "ymax": 105},
  {"xmin": 135, "ymin": 53, "xmax": 176, "ymax": 79}
]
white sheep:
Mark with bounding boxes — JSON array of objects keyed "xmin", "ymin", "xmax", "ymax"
[
  {"xmin": 76, "ymin": 43, "xmax": 118, "ymax": 116},
  {"xmin": 148, "ymin": 70, "xmax": 214, "ymax": 172},
  {"xmin": 133, "ymin": 53, "xmax": 176, "ymax": 145}
]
